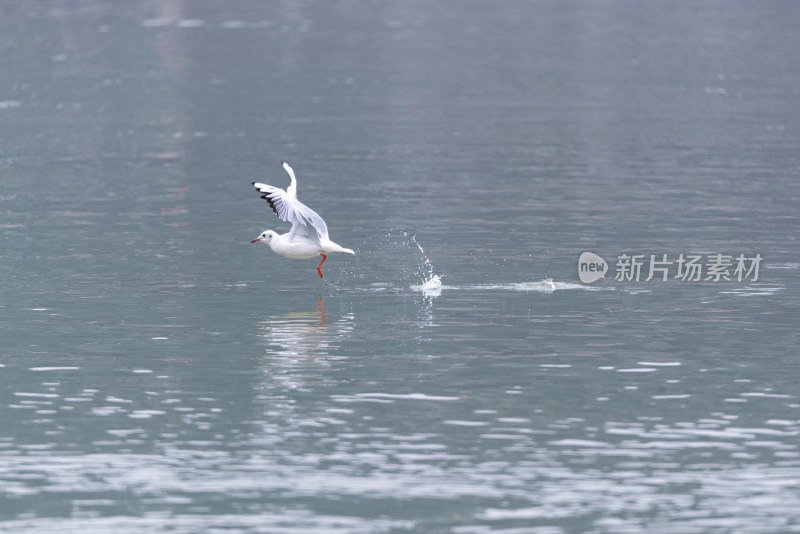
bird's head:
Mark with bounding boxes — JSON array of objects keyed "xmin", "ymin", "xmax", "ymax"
[{"xmin": 251, "ymin": 230, "xmax": 276, "ymax": 244}]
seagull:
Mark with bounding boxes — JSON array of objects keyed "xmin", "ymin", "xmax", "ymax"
[{"xmin": 251, "ymin": 162, "xmax": 355, "ymax": 278}]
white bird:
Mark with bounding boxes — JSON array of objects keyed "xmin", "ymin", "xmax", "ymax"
[{"xmin": 251, "ymin": 162, "xmax": 355, "ymax": 278}]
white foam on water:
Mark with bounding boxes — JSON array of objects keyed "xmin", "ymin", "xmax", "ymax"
[
  {"xmin": 359, "ymin": 392, "xmax": 459, "ymax": 401},
  {"xmin": 14, "ymin": 392, "xmax": 59, "ymax": 398},
  {"xmin": 719, "ymin": 285, "xmax": 783, "ymax": 297},
  {"xmin": 412, "ymin": 278, "xmax": 613, "ymax": 294},
  {"xmin": 766, "ymin": 263, "xmax": 799, "ymax": 269},
  {"xmin": 420, "ymin": 274, "xmax": 441, "ymax": 290},
  {"xmin": 443, "ymin": 420, "xmax": 490, "ymax": 427},
  {"xmin": 333, "ymin": 392, "xmax": 460, "ymax": 403},
  {"xmin": 623, "ymin": 288, "xmax": 653, "ymax": 294},
  {"xmin": 413, "ymin": 275, "xmax": 442, "ymax": 297}
]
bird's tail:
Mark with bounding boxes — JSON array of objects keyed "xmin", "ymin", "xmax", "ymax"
[
  {"xmin": 324, "ymin": 239, "xmax": 355, "ymax": 255},
  {"xmin": 332, "ymin": 244, "xmax": 355, "ymax": 255}
]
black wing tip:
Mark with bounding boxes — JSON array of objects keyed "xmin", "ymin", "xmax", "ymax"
[
  {"xmin": 251, "ymin": 181, "xmax": 256, "ymax": 186},
  {"xmin": 259, "ymin": 194, "xmax": 279, "ymax": 216}
]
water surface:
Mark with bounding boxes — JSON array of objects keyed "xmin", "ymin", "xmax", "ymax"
[{"xmin": 1, "ymin": 1, "xmax": 799, "ymax": 532}]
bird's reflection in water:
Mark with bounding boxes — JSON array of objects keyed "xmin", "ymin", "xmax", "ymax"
[
  {"xmin": 256, "ymin": 298, "xmax": 353, "ymax": 358},
  {"xmin": 255, "ymin": 298, "xmax": 354, "ymax": 393},
  {"xmin": 250, "ymin": 299, "xmax": 353, "ymax": 439}
]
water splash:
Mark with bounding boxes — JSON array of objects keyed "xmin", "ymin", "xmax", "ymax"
[
  {"xmin": 325, "ymin": 228, "xmax": 439, "ymax": 295},
  {"xmin": 418, "ymin": 274, "xmax": 442, "ymax": 297},
  {"xmin": 411, "ymin": 278, "xmax": 611, "ymax": 294},
  {"xmin": 410, "ymin": 234, "xmax": 435, "ymax": 280},
  {"xmin": 406, "ymin": 233, "xmax": 442, "ymax": 297}
]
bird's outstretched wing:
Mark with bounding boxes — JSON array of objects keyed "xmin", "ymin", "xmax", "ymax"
[{"xmin": 252, "ymin": 162, "xmax": 329, "ymax": 244}]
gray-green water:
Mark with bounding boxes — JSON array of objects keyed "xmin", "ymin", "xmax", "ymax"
[{"xmin": 2, "ymin": 1, "xmax": 799, "ymax": 532}]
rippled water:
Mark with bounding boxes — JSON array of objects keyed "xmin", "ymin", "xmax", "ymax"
[{"xmin": 1, "ymin": 1, "xmax": 799, "ymax": 533}]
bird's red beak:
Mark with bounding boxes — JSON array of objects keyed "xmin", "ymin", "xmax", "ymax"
[{"xmin": 251, "ymin": 237, "xmax": 260, "ymax": 243}]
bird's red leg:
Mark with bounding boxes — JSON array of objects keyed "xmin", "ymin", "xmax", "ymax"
[
  {"xmin": 317, "ymin": 297, "xmax": 326, "ymax": 326},
  {"xmin": 317, "ymin": 254, "xmax": 327, "ymax": 278}
]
